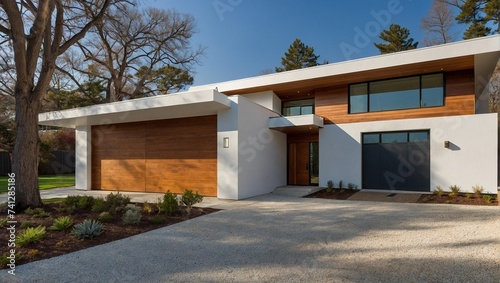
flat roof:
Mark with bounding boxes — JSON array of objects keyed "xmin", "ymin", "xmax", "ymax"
[{"xmin": 39, "ymin": 89, "xmax": 230, "ymax": 128}]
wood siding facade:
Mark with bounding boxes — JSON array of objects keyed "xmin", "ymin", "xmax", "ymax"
[
  {"xmin": 315, "ymin": 69, "xmax": 475, "ymax": 124},
  {"xmin": 91, "ymin": 115, "xmax": 217, "ymax": 196}
]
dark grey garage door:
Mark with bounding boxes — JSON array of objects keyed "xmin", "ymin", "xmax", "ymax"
[{"xmin": 362, "ymin": 131, "xmax": 430, "ymax": 192}]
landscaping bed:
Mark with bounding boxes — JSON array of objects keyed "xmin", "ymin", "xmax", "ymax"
[
  {"xmin": 305, "ymin": 188, "xmax": 358, "ymax": 200},
  {"xmin": 418, "ymin": 193, "xmax": 498, "ymax": 206},
  {"xmin": 1, "ymin": 192, "xmax": 219, "ymax": 268}
]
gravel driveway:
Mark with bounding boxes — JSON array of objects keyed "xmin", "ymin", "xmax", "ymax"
[{"xmin": 5, "ymin": 195, "xmax": 500, "ymax": 283}]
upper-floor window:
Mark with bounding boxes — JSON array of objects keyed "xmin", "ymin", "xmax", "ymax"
[
  {"xmin": 282, "ymin": 98, "xmax": 314, "ymax": 116},
  {"xmin": 349, "ymin": 73, "xmax": 444, "ymax": 114}
]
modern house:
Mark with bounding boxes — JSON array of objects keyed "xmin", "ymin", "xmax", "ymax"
[{"xmin": 39, "ymin": 35, "xmax": 500, "ymax": 199}]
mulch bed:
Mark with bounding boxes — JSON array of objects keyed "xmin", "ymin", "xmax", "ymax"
[
  {"xmin": 1, "ymin": 202, "xmax": 219, "ymax": 268},
  {"xmin": 305, "ymin": 188, "xmax": 358, "ymax": 200},
  {"xmin": 418, "ymin": 193, "xmax": 498, "ymax": 206}
]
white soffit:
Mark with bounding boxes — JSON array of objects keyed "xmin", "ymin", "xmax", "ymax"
[
  {"xmin": 269, "ymin": 114, "xmax": 324, "ymax": 133},
  {"xmin": 39, "ymin": 89, "xmax": 231, "ymax": 128},
  {"xmin": 190, "ymin": 35, "xmax": 500, "ymax": 93}
]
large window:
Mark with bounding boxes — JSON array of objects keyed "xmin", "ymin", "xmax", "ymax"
[
  {"xmin": 282, "ymin": 99, "xmax": 314, "ymax": 116},
  {"xmin": 349, "ymin": 73, "xmax": 444, "ymax": 113}
]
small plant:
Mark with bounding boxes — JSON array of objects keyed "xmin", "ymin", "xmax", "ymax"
[
  {"xmin": 465, "ymin": 193, "xmax": 473, "ymax": 199},
  {"xmin": 326, "ymin": 180, "xmax": 334, "ymax": 193},
  {"xmin": 63, "ymin": 195, "xmax": 95, "ymax": 210},
  {"xmin": 20, "ymin": 221, "xmax": 38, "ymax": 229},
  {"xmin": 347, "ymin": 183, "xmax": 358, "ymax": 190},
  {"xmin": 98, "ymin": 212, "xmax": 114, "ymax": 222},
  {"xmin": 17, "ymin": 226, "xmax": 46, "ymax": 247},
  {"xmin": 122, "ymin": 207, "xmax": 142, "ymax": 225},
  {"xmin": 482, "ymin": 195, "xmax": 493, "ymax": 203},
  {"xmin": 71, "ymin": 219, "xmax": 104, "ymax": 240},
  {"xmin": 0, "ymin": 217, "xmax": 8, "ymax": 227},
  {"xmin": 0, "ymin": 252, "xmax": 22, "ymax": 268},
  {"xmin": 25, "ymin": 207, "xmax": 50, "ymax": 218},
  {"xmin": 105, "ymin": 192, "xmax": 130, "ymax": 213},
  {"xmin": 50, "ymin": 216, "xmax": 74, "ymax": 231},
  {"xmin": 449, "ymin": 185, "xmax": 461, "ymax": 197},
  {"xmin": 433, "ymin": 186, "xmax": 444, "ymax": 197},
  {"xmin": 91, "ymin": 198, "xmax": 108, "ymax": 213},
  {"xmin": 149, "ymin": 215, "xmax": 166, "ymax": 225},
  {"xmin": 338, "ymin": 180, "xmax": 344, "ymax": 189},
  {"xmin": 27, "ymin": 249, "xmax": 39, "ymax": 258},
  {"xmin": 142, "ymin": 201, "xmax": 154, "ymax": 215},
  {"xmin": 181, "ymin": 190, "xmax": 203, "ymax": 215},
  {"xmin": 159, "ymin": 191, "xmax": 179, "ymax": 215},
  {"xmin": 472, "ymin": 185, "xmax": 484, "ymax": 196},
  {"xmin": 55, "ymin": 241, "xmax": 64, "ymax": 247}
]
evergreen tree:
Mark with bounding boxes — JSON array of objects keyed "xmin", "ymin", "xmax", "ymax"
[
  {"xmin": 456, "ymin": 0, "xmax": 491, "ymax": 39},
  {"xmin": 275, "ymin": 39, "xmax": 321, "ymax": 72},
  {"xmin": 374, "ymin": 24, "xmax": 419, "ymax": 54},
  {"xmin": 484, "ymin": 0, "xmax": 500, "ymax": 33}
]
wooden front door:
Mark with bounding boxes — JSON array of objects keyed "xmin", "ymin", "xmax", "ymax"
[{"xmin": 288, "ymin": 142, "xmax": 310, "ymax": 185}]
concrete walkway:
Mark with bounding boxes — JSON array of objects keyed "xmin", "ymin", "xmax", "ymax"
[{"xmin": 4, "ymin": 194, "xmax": 499, "ymax": 283}]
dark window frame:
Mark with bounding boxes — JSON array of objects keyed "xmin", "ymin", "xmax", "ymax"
[
  {"xmin": 348, "ymin": 73, "xmax": 445, "ymax": 114},
  {"xmin": 362, "ymin": 130, "xmax": 430, "ymax": 145},
  {"xmin": 282, "ymin": 98, "xmax": 315, "ymax": 116}
]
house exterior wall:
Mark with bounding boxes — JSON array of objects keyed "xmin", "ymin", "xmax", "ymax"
[
  {"xmin": 319, "ymin": 113, "xmax": 498, "ymax": 194},
  {"xmin": 217, "ymin": 96, "xmax": 287, "ymax": 199},
  {"xmin": 315, "ymin": 70, "xmax": 475, "ymax": 124},
  {"xmin": 242, "ymin": 91, "xmax": 282, "ymax": 114}
]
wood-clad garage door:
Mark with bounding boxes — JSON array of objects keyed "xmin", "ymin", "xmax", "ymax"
[{"xmin": 91, "ymin": 116, "xmax": 217, "ymax": 196}]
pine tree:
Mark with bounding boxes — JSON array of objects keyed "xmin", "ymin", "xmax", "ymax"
[
  {"xmin": 484, "ymin": 0, "xmax": 500, "ymax": 33},
  {"xmin": 275, "ymin": 39, "xmax": 321, "ymax": 72},
  {"xmin": 374, "ymin": 24, "xmax": 419, "ymax": 54},
  {"xmin": 456, "ymin": 0, "xmax": 491, "ymax": 39}
]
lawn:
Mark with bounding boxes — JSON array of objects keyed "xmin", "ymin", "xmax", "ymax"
[{"xmin": 0, "ymin": 174, "xmax": 75, "ymax": 194}]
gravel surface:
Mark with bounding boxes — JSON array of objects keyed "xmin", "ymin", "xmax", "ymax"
[{"xmin": 4, "ymin": 195, "xmax": 500, "ymax": 283}]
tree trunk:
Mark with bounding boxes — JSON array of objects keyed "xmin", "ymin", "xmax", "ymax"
[{"xmin": 13, "ymin": 88, "xmax": 43, "ymax": 210}]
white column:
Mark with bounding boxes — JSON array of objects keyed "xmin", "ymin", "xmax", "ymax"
[{"xmin": 75, "ymin": 125, "xmax": 91, "ymax": 190}]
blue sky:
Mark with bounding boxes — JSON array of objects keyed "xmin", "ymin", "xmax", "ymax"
[{"xmin": 148, "ymin": 0, "xmax": 467, "ymax": 87}]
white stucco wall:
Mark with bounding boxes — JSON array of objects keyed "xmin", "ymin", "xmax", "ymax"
[
  {"xmin": 241, "ymin": 91, "xmax": 282, "ymax": 114},
  {"xmin": 75, "ymin": 125, "xmax": 91, "ymax": 190},
  {"xmin": 217, "ymin": 96, "xmax": 287, "ymax": 199},
  {"xmin": 320, "ymin": 114, "xmax": 498, "ymax": 193}
]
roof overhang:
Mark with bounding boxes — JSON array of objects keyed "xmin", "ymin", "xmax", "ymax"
[
  {"xmin": 269, "ymin": 114, "xmax": 324, "ymax": 134},
  {"xmin": 189, "ymin": 35, "xmax": 500, "ymax": 97},
  {"xmin": 39, "ymin": 89, "xmax": 231, "ymax": 128}
]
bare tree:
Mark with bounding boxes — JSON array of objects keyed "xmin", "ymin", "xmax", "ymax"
[
  {"xmin": 70, "ymin": 4, "xmax": 203, "ymax": 102},
  {"xmin": 422, "ymin": 0, "xmax": 457, "ymax": 46},
  {"xmin": 0, "ymin": 0, "xmax": 113, "ymax": 209}
]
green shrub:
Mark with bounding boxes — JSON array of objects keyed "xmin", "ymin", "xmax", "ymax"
[
  {"xmin": 25, "ymin": 207, "xmax": 50, "ymax": 218},
  {"xmin": 449, "ymin": 185, "xmax": 461, "ymax": 197},
  {"xmin": 122, "ymin": 208, "xmax": 142, "ymax": 225},
  {"xmin": 91, "ymin": 198, "xmax": 108, "ymax": 213},
  {"xmin": 472, "ymin": 185, "xmax": 484, "ymax": 196},
  {"xmin": 482, "ymin": 195, "xmax": 493, "ymax": 203},
  {"xmin": 105, "ymin": 192, "xmax": 130, "ymax": 213},
  {"xmin": 181, "ymin": 190, "xmax": 203, "ymax": 215},
  {"xmin": 433, "ymin": 186, "xmax": 444, "ymax": 197},
  {"xmin": 347, "ymin": 183, "xmax": 358, "ymax": 190},
  {"xmin": 71, "ymin": 219, "xmax": 104, "ymax": 240},
  {"xmin": 338, "ymin": 180, "xmax": 344, "ymax": 189},
  {"xmin": 98, "ymin": 212, "xmax": 114, "ymax": 222},
  {"xmin": 465, "ymin": 193, "xmax": 473, "ymax": 199},
  {"xmin": 50, "ymin": 216, "xmax": 74, "ymax": 231},
  {"xmin": 159, "ymin": 191, "xmax": 179, "ymax": 215},
  {"xmin": 17, "ymin": 226, "xmax": 46, "ymax": 247},
  {"xmin": 63, "ymin": 195, "xmax": 95, "ymax": 210},
  {"xmin": 149, "ymin": 215, "xmax": 166, "ymax": 224},
  {"xmin": 326, "ymin": 180, "xmax": 334, "ymax": 193}
]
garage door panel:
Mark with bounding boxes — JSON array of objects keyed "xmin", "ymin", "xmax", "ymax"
[{"xmin": 100, "ymin": 159, "xmax": 146, "ymax": 192}]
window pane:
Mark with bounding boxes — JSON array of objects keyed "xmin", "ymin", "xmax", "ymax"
[
  {"xmin": 409, "ymin": 131, "xmax": 429, "ymax": 142},
  {"xmin": 283, "ymin": 99, "xmax": 314, "ymax": 116},
  {"xmin": 301, "ymin": 105, "xmax": 313, "ymax": 115},
  {"xmin": 422, "ymin": 74, "xmax": 444, "ymax": 107},
  {"xmin": 370, "ymin": 77, "xmax": 420, "ymax": 111},
  {"xmin": 381, "ymin": 132, "xmax": 408, "ymax": 143},
  {"xmin": 363, "ymin": 133, "xmax": 380, "ymax": 144},
  {"xmin": 350, "ymin": 83, "xmax": 368, "ymax": 113}
]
